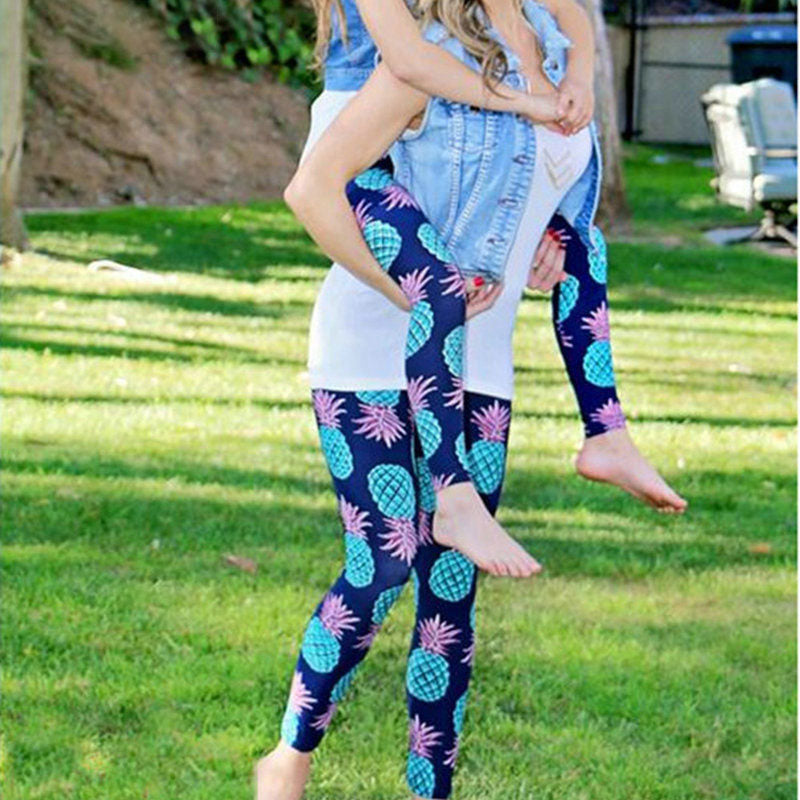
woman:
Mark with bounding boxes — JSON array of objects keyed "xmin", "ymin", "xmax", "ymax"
[{"xmin": 260, "ymin": 2, "xmax": 686, "ymax": 799}]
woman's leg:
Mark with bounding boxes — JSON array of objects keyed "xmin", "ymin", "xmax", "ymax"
[
  {"xmin": 258, "ymin": 389, "xmax": 417, "ymax": 800},
  {"xmin": 405, "ymin": 392, "xmax": 512, "ymax": 800},
  {"xmin": 346, "ymin": 160, "xmax": 539, "ymax": 573},
  {"xmin": 548, "ymin": 214, "xmax": 687, "ymax": 512}
]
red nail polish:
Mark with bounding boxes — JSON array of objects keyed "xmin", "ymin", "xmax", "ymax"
[{"xmin": 473, "ymin": 277, "xmax": 485, "ymax": 287}]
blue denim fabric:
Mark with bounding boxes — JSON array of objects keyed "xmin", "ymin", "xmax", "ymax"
[
  {"xmin": 388, "ymin": 1, "xmax": 605, "ymax": 281},
  {"xmin": 323, "ymin": 1, "xmax": 376, "ymax": 91}
]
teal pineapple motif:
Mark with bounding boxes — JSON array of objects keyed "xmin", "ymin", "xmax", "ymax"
[
  {"xmin": 340, "ymin": 498, "xmax": 375, "ymax": 588},
  {"xmin": 281, "ymin": 671, "xmax": 315, "ymax": 745},
  {"xmin": 408, "ymin": 375, "xmax": 442, "ymax": 460},
  {"xmin": 455, "ymin": 431, "xmax": 469, "ymax": 473},
  {"xmin": 407, "ymin": 715, "xmax": 442, "ymax": 797},
  {"xmin": 407, "ymin": 614, "xmax": 461, "ymax": 702},
  {"xmin": 442, "ymin": 326, "xmax": 464, "ymax": 378},
  {"xmin": 367, "ymin": 463, "xmax": 416, "ymax": 519},
  {"xmin": 429, "ymin": 550, "xmax": 475, "ymax": 602},
  {"xmin": 581, "ymin": 302, "xmax": 615, "ymax": 387},
  {"xmin": 557, "ymin": 274, "xmax": 580, "ymax": 323},
  {"xmin": 467, "ymin": 400, "xmax": 510, "ymax": 495},
  {"xmin": 453, "ymin": 690, "xmax": 469, "ymax": 736},
  {"xmin": 355, "ymin": 390, "xmax": 400, "ymax": 407},
  {"xmin": 588, "ymin": 225, "xmax": 607, "ymax": 284},
  {"xmin": 372, "ymin": 584, "xmax": 404, "ymax": 625},
  {"xmin": 401, "ymin": 268, "xmax": 435, "ymax": 357},
  {"xmin": 354, "ymin": 167, "xmax": 393, "ymax": 191},
  {"xmin": 301, "ymin": 593, "xmax": 359, "ymax": 673},
  {"xmin": 418, "ymin": 222, "xmax": 455, "ymax": 263},
  {"xmin": 411, "ymin": 566, "xmax": 420, "ymax": 608},
  {"xmin": 330, "ymin": 664, "xmax": 359, "ymax": 704},
  {"xmin": 313, "ymin": 390, "xmax": 353, "ymax": 480},
  {"xmin": 363, "ymin": 220, "xmax": 402, "ymax": 271}
]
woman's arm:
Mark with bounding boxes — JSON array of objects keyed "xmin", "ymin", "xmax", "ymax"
[
  {"xmin": 284, "ymin": 65, "xmax": 427, "ymax": 311},
  {"xmin": 541, "ymin": 0, "xmax": 595, "ymax": 133},
  {"xmin": 355, "ymin": 0, "xmax": 552, "ymax": 121}
]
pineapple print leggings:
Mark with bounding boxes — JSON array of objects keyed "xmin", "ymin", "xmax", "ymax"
[{"xmin": 281, "ymin": 388, "xmax": 511, "ymax": 800}]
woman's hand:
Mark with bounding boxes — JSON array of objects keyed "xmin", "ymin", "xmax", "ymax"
[
  {"xmin": 527, "ymin": 227, "xmax": 568, "ymax": 293},
  {"xmin": 464, "ymin": 278, "xmax": 504, "ymax": 320},
  {"xmin": 556, "ymin": 76, "xmax": 594, "ymax": 134},
  {"xmin": 519, "ymin": 91, "xmax": 571, "ymax": 135}
]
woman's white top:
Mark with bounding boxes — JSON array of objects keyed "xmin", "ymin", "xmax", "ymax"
[{"xmin": 304, "ymin": 90, "xmax": 592, "ymax": 400}]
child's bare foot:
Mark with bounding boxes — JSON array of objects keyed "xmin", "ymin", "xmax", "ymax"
[
  {"xmin": 575, "ymin": 427, "xmax": 688, "ymax": 513},
  {"xmin": 255, "ymin": 741, "xmax": 311, "ymax": 800},
  {"xmin": 433, "ymin": 482, "xmax": 542, "ymax": 577}
]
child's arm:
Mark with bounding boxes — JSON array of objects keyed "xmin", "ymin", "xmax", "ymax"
[
  {"xmin": 541, "ymin": 0, "xmax": 596, "ymax": 133},
  {"xmin": 284, "ymin": 64, "xmax": 427, "ymax": 312},
  {"xmin": 355, "ymin": 0, "xmax": 556, "ymax": 121}
]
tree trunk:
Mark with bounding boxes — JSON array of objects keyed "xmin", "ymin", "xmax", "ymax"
[
  {"xmin": 583, "ymin": 0, "xmax": 630, "ymax": 228},
  {"xmin": 1, "ymin": 0, "xmax": 28, "ymax": 250}
]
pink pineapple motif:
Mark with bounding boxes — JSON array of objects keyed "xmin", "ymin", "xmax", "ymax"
[
  {"xmin": 353, "ymin": 401, "xmax": 406, "ymax": 447},
  {"xmin": 399, "ymin": 266, "xmax": 433, "ymax": 305},
  {"xmin": 381, "ymin": 183, "xmax": 420, "ymax": 210},
  {"xmin": 409, "ymin": 715, "xmax": 443, "ymax": 758},
  {"xmin": 461, "ymin": 632, "xmax": 476, "ymax": 666},
  {"xmin": 590, "ymin": 399, "xmax": 626, "ymax": 431},
  {"xmin": 417, "ymin": 509, "xmax": 433, "ymax": 546},
  {"xmin": 433, "ymin": 474, "xmax": 455, "ymax": 493},
  {"xmin": 380, "ymin": 516, "xmax": 418, "ymax": 565},
  {"xmin": 320, "ymin": 592, "xmax": 360, "ymax": 637},
  {"xmin": 471, "ymin": 400, "xmax": 511, "ymax": 441},
  {"xmin": 581, "ymin": 301, "xmax": 610, "ymax": 341},
  {"xmin": 407, "ymin": 375, "xmax": 436, "ymax": 417},
  {"xmin": 340, "ymin": 497, "xmax": 371, "ymax": 534},
  {"xmin": 313, "ymin": 389, "xmax": 347, "ymax": 427},
  {"xmin": 443, "ymin": 376, "xmax": 464, "ymax": 410},
  {"xmin": 288, "ymin": 671, "xmax": 316, "ymax": 716},
  {"xmin": 443, "ymin": 738, "xmax": 460, "ymax": 768},
  {"xmin": 418, "ymin": 615, "xmax": 462, "ymax": 655},
  {"xmin": 439, "ymin": 263, "xmax": 466, "ymax": 297},
  {"xmin": 310, "ymin": 702, "xmax": 337, "ymax": 731},
  {"xmin": 355, "ymin": 623, "xmax": 381, "ymax": 650},
  {"xmin": 557, "ymin": 322, "xmax": 574, "ymax": 349},
  {"xmin": 354, "ymin": 199, "xmax": 373, "ymax": 230}
]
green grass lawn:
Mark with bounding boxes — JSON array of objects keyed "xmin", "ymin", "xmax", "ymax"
[{"xmin": 2, "ymin": 148, "xmax": 796, "ymax": 800}]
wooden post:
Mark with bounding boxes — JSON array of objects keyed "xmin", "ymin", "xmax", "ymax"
[{"xmin": 1, "ymin": 0, "xmax": 28, "ymax": 251}]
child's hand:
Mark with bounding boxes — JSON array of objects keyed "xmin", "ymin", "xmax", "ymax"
[
  {"xmin": 465, "ymin": 277, "xmax": 504, "ymax": 320},
  {"xmin": 556, "ymin": 76, "xmax": 595, "ymax": 134},
  {"xmin": 527, "ymin": 227, "xmax": 568, "ymax": 293}
]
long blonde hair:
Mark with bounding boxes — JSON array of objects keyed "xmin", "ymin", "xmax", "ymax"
[{"xmin": 311, "ymin": 0, "xmax": 520, "ymax": 90}]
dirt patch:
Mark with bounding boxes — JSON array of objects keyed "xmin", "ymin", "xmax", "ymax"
[{"xmin": 23, "ymin": 0, "xmax": 310, "ymax": 208}]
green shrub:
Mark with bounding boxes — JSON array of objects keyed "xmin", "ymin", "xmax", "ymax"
[{"xmin": 136, "ymin": 0, "xmax": 317, "ymax": 87}]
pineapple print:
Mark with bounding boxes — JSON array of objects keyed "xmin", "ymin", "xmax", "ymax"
[
  {"xmin": 372, "ymin": 584, "xmax": 404, "ymax": 626},
  {"xmin": 280, "ymin": 671, "xmax": 316, "ymax": 745},
  {"xmin": 467, "ymin": 400, "xmax": 510, "ymax": 495},
  {"xmin": 380, "ymin": 516, "xmax": 418, "ymax": 565},
  {"xmin": 590, "ymin": 398, "xmax": 626, "ymax": 431},
  {"xmin": 355, "ymin": 390, "xmax": 400, "ymax": 407},
  {"xmin": 455, "ymin": 431, "xmax": 469, "ymax": 473},
  {"xmin": 588, "ymin": 225, "xmax": 607, "ymax": 284},
  {"xmin": 453, "ymin": 690, "xmax": 469, "ymax": 736},
  {"xmin": 407, "ymin": 614, "xmax": 461, "ymax": 702},
  {"xmin": 406, "ymin": 715, "xmax": 443, "ymax": 797},
  {"xmin": 557, "ymin": 274, "xmax": 580, "ymax": 323},
  {"xmin": 408, "ymin": 375, "xmax": 442, "ymax": 460},
  {"xmin": 402, "ymin": 268, "xmax": 435, "ymax": 358},
  {"xmin": 428, "ymin": 550, "xmax": 475, "ymax": 602},
  {"xmin": 340, "ymin": 498, "xmax": 375, "ymax": 588},
  {"xmin": 353, "ymin": 398, "xmax": 406, "ymax": 447},
  {"xmin": 418, "ymin": 222, "xmax": 455, "ymax": 263},
  {"xmin": 581, "ymin": 302, "xmax": 615, "ymax": 387},
  {"xmin": 313, "ymin": 390, "xmax": 354, "ymax": 480},
  {"xmin": 331, "ymin": 663, "xmax": 359, "ymax": 703},
  {"xmin": 442, "ymin": 326, "xmax": 464, "ymax": 378},
  {"xmin": 381, "ymin": 182, "xmax": 420, "ymax": 210},
  {"xmin": 367, "ymin": 463, "xmax": 416, "ymax": 519},
  {"xmin": 354, "ymin": 167, "xmax": 393, "ymax": 191},
  {"xmin": 415, "ymin": 451, "xmax": 437, "ymax": 514},
  {"xmin": 364, "ymin": 220, "xmax": 402, "ymax": 271},
  {"xmin": 301, "ymin": 593, "xmax": 359, "ymax": 673}
]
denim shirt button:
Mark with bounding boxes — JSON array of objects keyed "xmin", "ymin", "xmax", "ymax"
[
  {"xmin": 499, "ymin": 197, "xmax": 519, "ymax": 208},
  {"xmin": 512, "ymin": 154, "xmax": 532, "ymax": 165}
]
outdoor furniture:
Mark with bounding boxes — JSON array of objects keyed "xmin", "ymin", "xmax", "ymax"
[{"xmin": 701, "ymin": 77, "xmax": 797, "ymax": 247}]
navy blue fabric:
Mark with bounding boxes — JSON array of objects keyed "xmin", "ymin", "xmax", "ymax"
[
  {"xmin": 345, "ymin": 158, "xmax": 471, "ymax": 485},
  {"xmin": 550, "ymin": 213, "xmax": 626, "ymax": 438},
  {"xmin": 281, "ymin": 389, "xmax": 511, "ymax": 799}
]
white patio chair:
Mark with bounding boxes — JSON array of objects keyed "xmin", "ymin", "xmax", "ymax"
[{"xmin": 701, "ymin": 78, "xmax": 797, "ymax": 247}]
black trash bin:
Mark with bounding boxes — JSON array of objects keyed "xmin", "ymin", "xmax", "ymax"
[{"xmin": 728, "ymin": 25, "xmax": 797, "ymax": 93}]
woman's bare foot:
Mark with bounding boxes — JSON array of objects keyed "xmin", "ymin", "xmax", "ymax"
[
  {"xmin": 433, "ymin": 482, "xmax": 542, "ymax": 577},
  {"xmin": 255, "ymin": 741, "xmax": 311, "ymax": 800},
  {"xmin": 575, "ymin": 427, "xmax": 688, "ymax": 513}
]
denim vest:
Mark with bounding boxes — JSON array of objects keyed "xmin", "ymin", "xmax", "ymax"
[
  {"xmin": 388, "ymin": 1, "xmax": 605, "ymax": 281},
  {"xmin": 324, "ymin": 2, "xmax": 377, "ymax": 91}
]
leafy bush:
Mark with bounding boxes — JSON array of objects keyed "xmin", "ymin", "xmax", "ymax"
[{"xmin": 136, "ymin": 0, "xmax": 317, "ymax": 87}]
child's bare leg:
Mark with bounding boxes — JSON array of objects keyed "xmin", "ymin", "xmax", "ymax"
[{"xmin": 255, "ymin": 742, "xmax": 311, "ymax": 800}]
